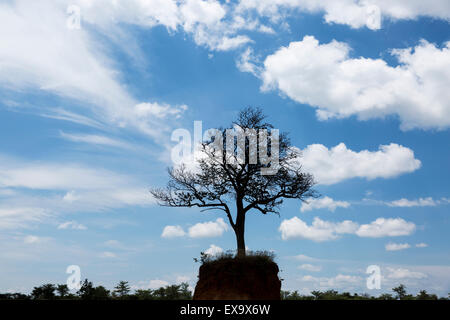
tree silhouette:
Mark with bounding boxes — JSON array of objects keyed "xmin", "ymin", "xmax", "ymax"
[
  {"xmin": 151, "ymin": 107, "xmax": 316, "ymax": 256},
  {"xmin": 114, "ymin": 281, "xmax": 131, "ymax": 298},
  {"xmin": 393, "ymin": 284, "xmax": 407, "ymax": 300},
  {"xmin": 31, "ymin": 284, "xmax": 56, "ymax": 300},
  {"xmin": 77, "ymin": 279, "xmax": 110, "ymax": 300},
  {"xmin": 56, "ymin": 284, "xmax": 69, "ymax": 298}
]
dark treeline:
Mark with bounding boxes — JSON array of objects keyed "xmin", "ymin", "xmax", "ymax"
[
  {"xmin": 281, "ymin": 284, "xmax": 448, "ymax": 300},
  {"xmin": 0, "ymin": 279, "xmax": 192, "ymax": 300},
  {"xmin": 0, "ymin": 282, "xmax": 448, "ymax": 300}
]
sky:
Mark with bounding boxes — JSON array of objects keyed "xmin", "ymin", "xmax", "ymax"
[{"xmin": 0, "ymin": 0, "xmax": 449, "ymax": 296}]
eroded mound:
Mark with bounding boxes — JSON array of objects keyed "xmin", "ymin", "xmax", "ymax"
[{"xmin": 193, "ymin": 255, "xmax": 281, "ymax": 300}]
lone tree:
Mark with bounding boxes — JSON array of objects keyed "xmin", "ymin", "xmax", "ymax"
[
  {"xmin": 151, "ymin": 107, "xmax": 316, "ymax": 257},
  {"xmin": 114, "ymin": 281, "xmax": 131, "ymax": 298}
]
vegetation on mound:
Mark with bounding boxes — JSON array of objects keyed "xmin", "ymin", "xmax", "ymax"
[{"xmin": 194, "ymin": 250, "xmax": 276, "ymax": 266}]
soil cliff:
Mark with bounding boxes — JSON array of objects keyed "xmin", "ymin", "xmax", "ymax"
[{"xmin": 193, "ymin": 255, "xmax": 281, "ymax": 300}]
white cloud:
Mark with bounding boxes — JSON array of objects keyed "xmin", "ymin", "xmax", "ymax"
[
  {"xmin": 300, "ymin": 274, "xmax": 363, "ymax": 289},
  {"xmin": 39, "ymin": 108, "xmax": 104, "ymax": 129},
  {"xmin": 0, "ymin": 207, "xmax": 50, "ymax": 229},
  {"xmin": 293, "ymin": 254, "xmax": 318, "ymax": 262},
  {"xmin": 161, "ymin": 225, "xmax": 186, "ymax": 238},
  {"xmin": 99, "ymin": 251, "xmax": 117, "ymax": 259},
  {"xmin": 23, "ymin": 235, "xmax": 46, "ymax": 245},
  {"xmin": 148, "ymin": 279, "xmax": 170, "ymax": 289},
  {"xmin": 0, "ymin": 1, "xmax": 129, "ymax": 119},
  {"xmin": 134, "ymin": 103, "xmax": 187, "ymax": 120},
  {"xmin": 387, "ymin": 197, "xmax": 438, "ymax": 207},
  {"xmin": 386, "ymin": 267, "xmax": 427, "ymax": 280},
  {"xmin": 294, "ymin": 143, "xmax": 421, "ymax": 185},
  {"xmin": 59, "ymin": 131, "xmax": 133, "ymax": 150},
  {"xmin": 237, "ymin": 47, "xmax": 262, "ymax": 76},
  {"xmin": 0, "ymin": 154, "xmax": 154, "ymax": 227},
  {"xmin": 57, "ymin": 221, "xmax": 87, "ymax": 230},
  {"xmin": 0, "ymin": 1, "xmax": 187, "ymax": 138},
  {"xmin": 301, "ymin": 196, "xmax": 350, "ymax": 212},
  {"xmin": 0, "ymin": 155, "xmax": 153, "ymax": 197},
  {"xmin": 237, "ymin": 0, "xmax": 450, "ymax": 30},
  {"xmin": 279, "ymin": 217, "xmax": 358, "ymax": 241},
  {"xmin": 261, "ymin": 36, "xmax": 450, "ymax": 130},
  {"xmin": 416, "ymin": 243, "xmax": 428, "ymax": 248},
  {"xmin": 356, "ymin": 218, "xmax": 416, "ymax": 238},
  {"xmin": 441, "ymin": 197, "xmax": 450, "ymax": 204},
  {"xmin": 280, "ymin": 216, "xmax": 416, "ymax": 241},
  {"xmin": 181, "ymin": 0, "xmax": 226, "ymax": 31},
  {"xmin": 132, "ymin": 276, "xmax": 193, "ymax": 291},
  {"xmin": 161, "ymin": 218, "xmax": 229, "ymax": 239},
  {"xmin": 76, "ymin": 0, "xmax": 181, "ymax": 31},
  {"xmin": 0, "ymin": 163, "xmax": 128, "ymax": 191},
  {"xmin": 204, "ymin": 244, "xmax": 224, "ymax": 256},
  {"xmin": 385, "ymin": 242, "xmax": 411, "ymax": 251},
  {"xmin": 188, "ymin": 218, "xmax": 229, "ymax": 238},
  {"xmin": 76, "ymin": 0, "xmax": 252, "ymax": 51},
  {"xmin": 62, "ymin": 191, "xmax": 79, "ymax": 203},
  {"xmin": 298, "ymin": 264, "xmax": 322, "ymax": 272}
]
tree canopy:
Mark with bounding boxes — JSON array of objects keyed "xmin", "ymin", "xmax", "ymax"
[{"xmin": 151, "ymin": 107, "xmax": 317, "ymax": 256}]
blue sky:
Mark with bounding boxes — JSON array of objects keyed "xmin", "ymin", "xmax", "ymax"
[{"xmin": 0, "ymin": 0, "xmax": 449, "ymax": 296}]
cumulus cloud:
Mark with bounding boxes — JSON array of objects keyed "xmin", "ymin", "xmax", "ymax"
[
  {"xmin": 188, "ymin": 218, "xmax": 229, "ymax": 238},
  {"xmin": 385, "ymin": 242, "xmax": 411, "ymax": 251},
  {"xmin": 279, "ymin": 217, "xmax": 358, "ymax": 241},
  {"xmin": 387, "ymin": 197, "xmax": 438, "ymax": 207},
  {"xmin": 237, "ymin": 0, "xmax": 450, "ymax": 30},
  {"xmin": 356, "ymin": 218, "xmax": 416, "ymax": 238},
  {"xmin": 161, "ymin": 219, "xmax": 229, "ymax": 239},
  {"xmin": 293, "ymin": 143, "xmax": 421, "ymax": 185},
  {"xmin": 261, "ymin": 36, "xmax": 450, "ymax": 130},
  {"xmin": 280, "ymin": 216, "xmax": 415, "ymax": 241},
  {"xmin": 73, "ymin": 0, "xmax": 253, "ymax": 51},
  {"xmin": 301, "ymin": 196, "xmax": 350, "ymax": 212},
  {"xmin": 161, "ymin": 225, "xmax": 186, "ymax": 238},
  {"xmin": 416, "ymin": 243, "xmax": 428, "ymax": 248},
  {"xmin": 181, "ymin": 0, "xmax": 226, "ymax": 31},
  {"xmin": 204, "ymin": 244, "xmax": 224, "ymax": 256}
]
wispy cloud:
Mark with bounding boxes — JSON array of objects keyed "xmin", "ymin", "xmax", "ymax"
[{"xmin": 60, "ymin": 131, "xmax": 134, "ymax": 150}]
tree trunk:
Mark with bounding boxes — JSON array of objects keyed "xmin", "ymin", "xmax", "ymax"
[
  {"xmin": 235, "ymin": 223, "xmax": 245, "ymax": 257},
  {"xmin": 235, "ymin": 200, "xmax": 246, "ymax": 257}
]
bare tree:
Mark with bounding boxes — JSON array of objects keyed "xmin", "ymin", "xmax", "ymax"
[{"xmin": 151, "ymin": 107, "xmax": 316, "ymax": 257}]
